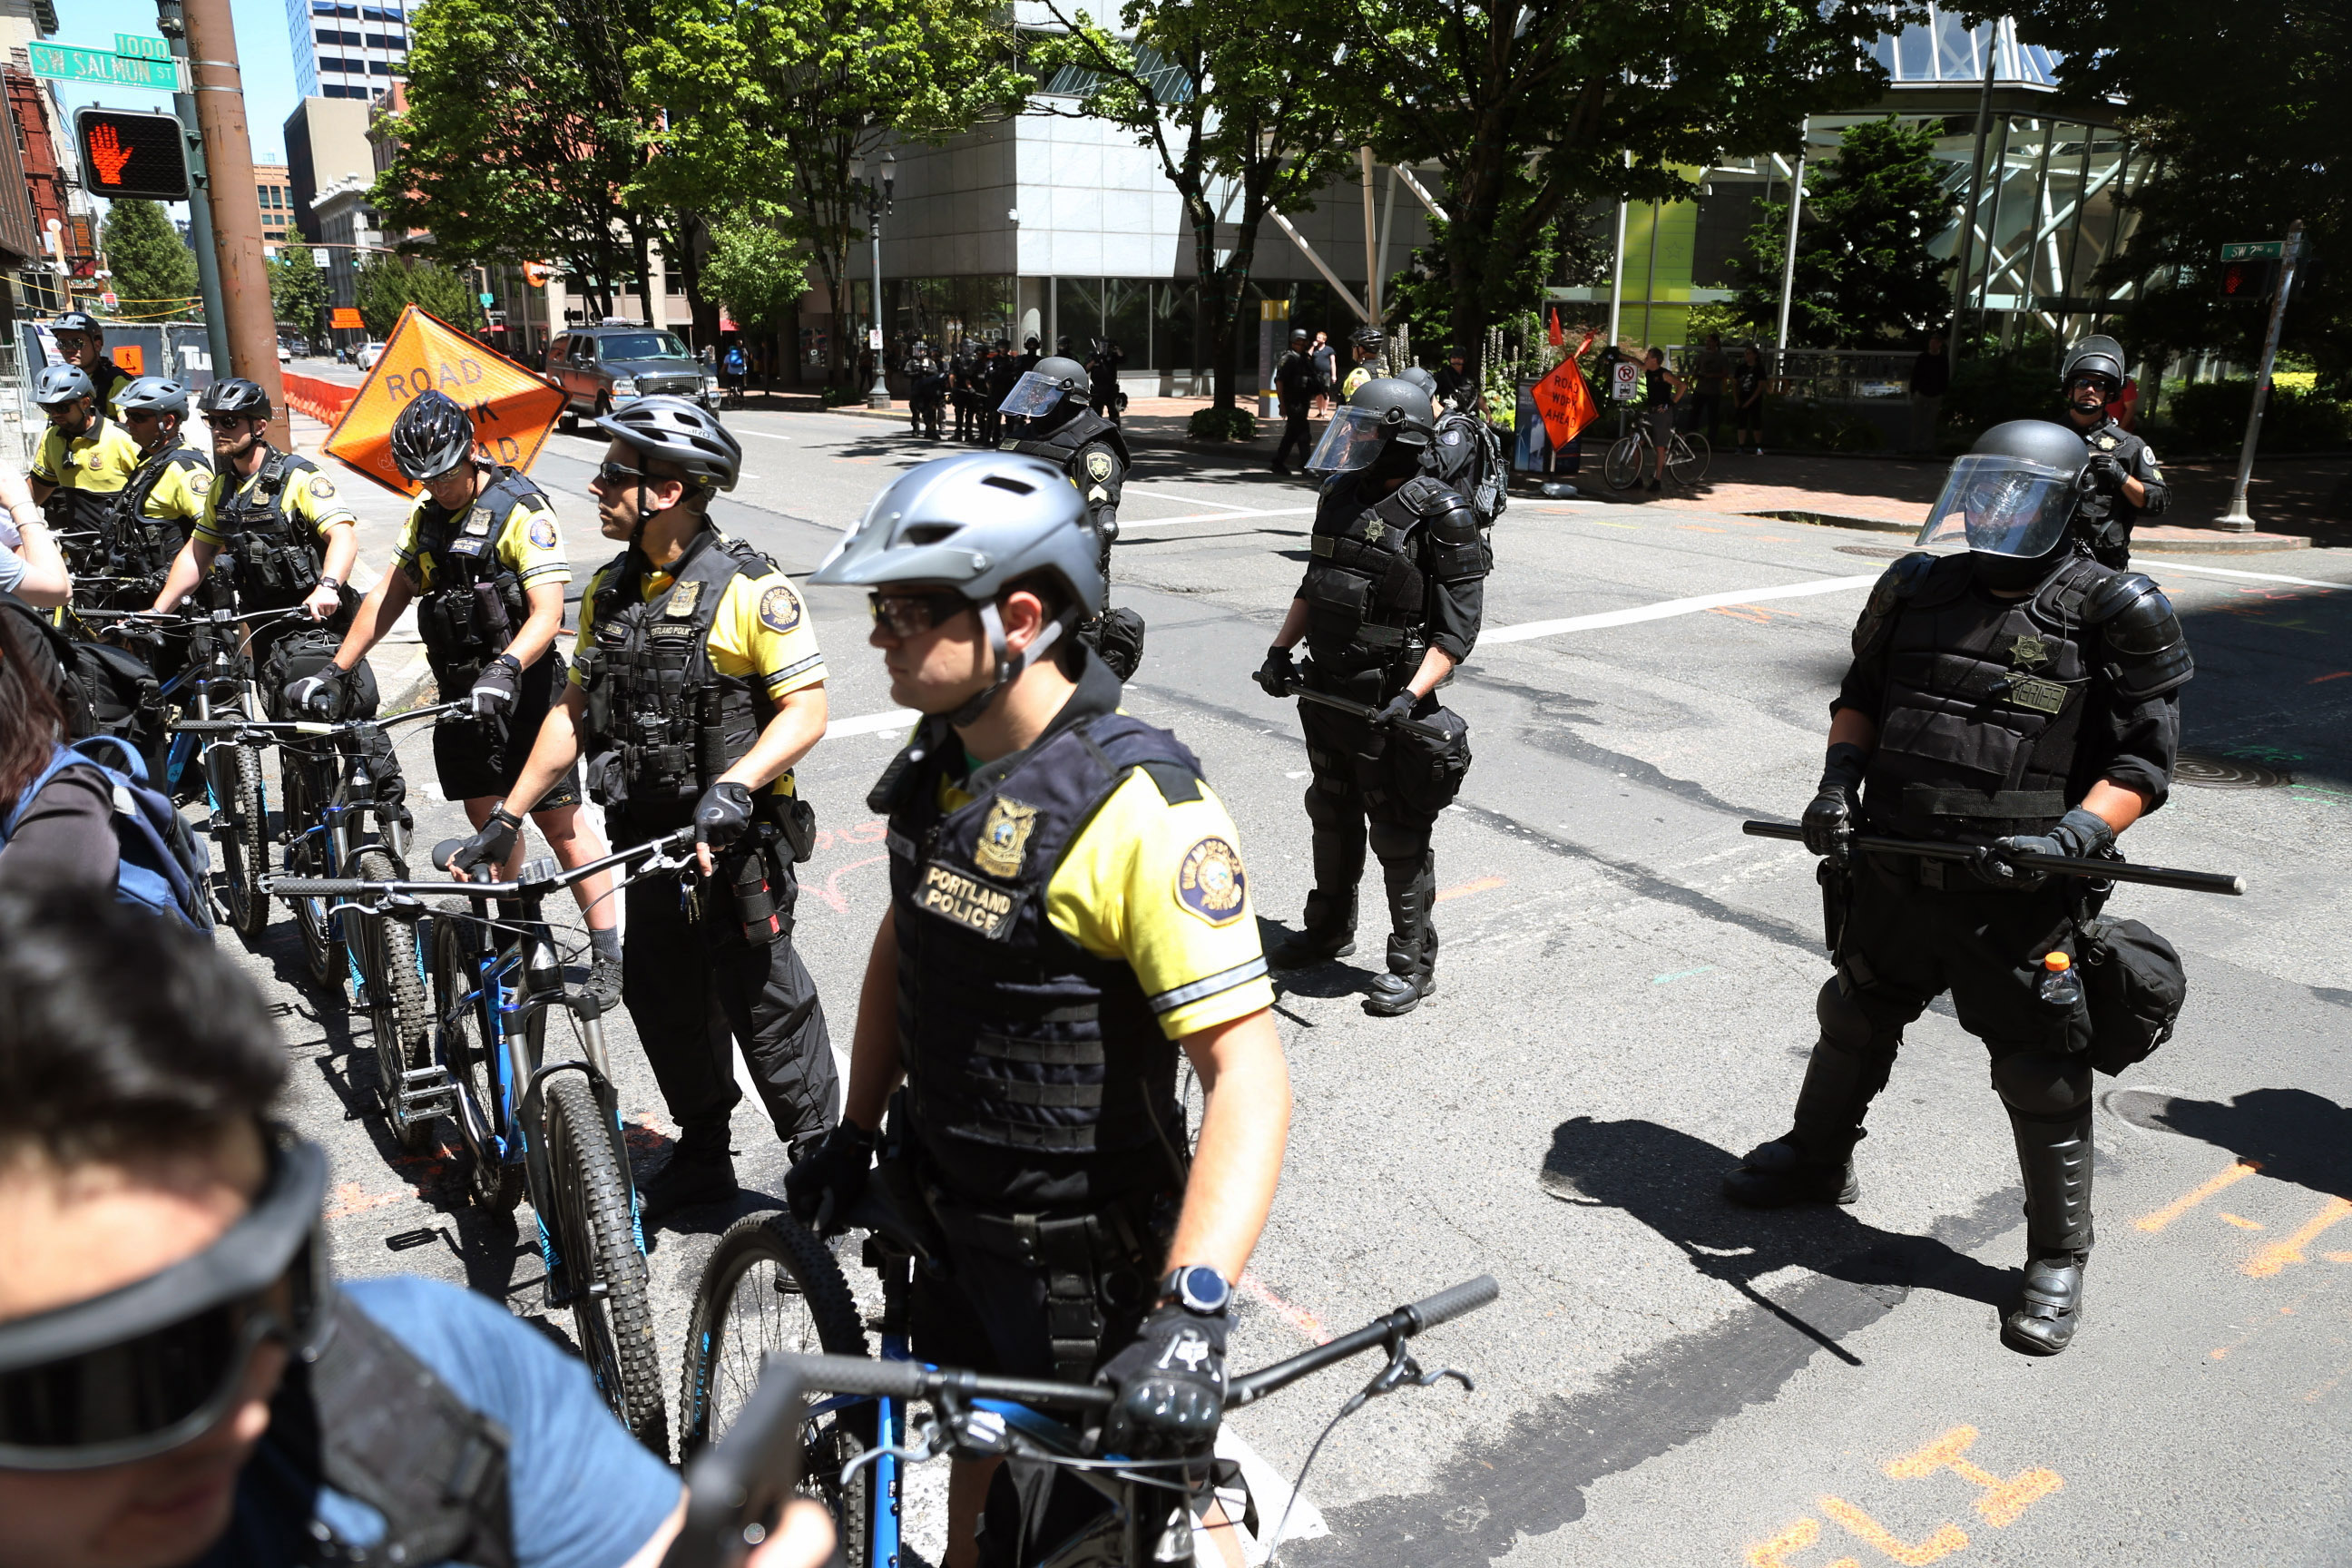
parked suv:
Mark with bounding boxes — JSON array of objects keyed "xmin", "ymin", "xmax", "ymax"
[{"xmin": 544, "ymin": 326, "xmax": 720, "ymax": 429}]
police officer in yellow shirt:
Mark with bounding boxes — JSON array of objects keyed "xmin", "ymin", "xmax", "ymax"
[
  {"xmin": 789, "ymin": 452, "xmax": 1292, "ymax": 1568},
  {"xmin": 299, "ymin": 390, "xmax": 623, "ymax": 995},
  {"xmin": 50, "ymin": 310, "xmax": 137, "ymax": 418},
  {"xmin": 110, "ymin": 377, "xmax": 213, "ymax": 596},
  {"xmin": 27, "ymin": 364, "xmax": 142, "ymax": 572},
  {"xmin": 449, "ymin": 396, "xmax": 837, "ymax": 1219}
]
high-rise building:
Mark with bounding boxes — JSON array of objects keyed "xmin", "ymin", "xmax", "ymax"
[
  {"xmin": 283, "ymin": 96, "xmax": 373, "ymax": 244},
  {"xmin": 253, "ymin": 163, "xmax": 295, "ymax": 248},
  {"xmin": 285, "ymin": 0, "xmax": 409, "ymax": 102}
]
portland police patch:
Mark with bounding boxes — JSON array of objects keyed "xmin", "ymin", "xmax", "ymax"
[
  {"xmin": 758, "ymin": 583, "xmax": 802, "ymax": 633},
  {"xmin": 308, "ymin": 475, "xmax": 338, "ymax": 501},
  {"xmin": 1176, "ymin": 837, "xmax": 1246, "ymax": 926},
  {"xmin": 527, "ymin": 514, "xmax": 559, "ymax": 551}
]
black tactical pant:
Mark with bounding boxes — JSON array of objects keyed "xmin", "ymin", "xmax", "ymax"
[
  {"xmin": 1298, "ymin": 667, "xmax": 1444, "ymax": 982},
  {"xmin": 1274, "ymin": 400, "xmax": 1313, "ymax": 468},
  {"xmin": 612, "ymin": 815, "xmax": 838, "ymax": 1154}
]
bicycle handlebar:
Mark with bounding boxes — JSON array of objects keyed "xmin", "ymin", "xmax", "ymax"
[
  {"xmin": 1228, "ymin": 1274, "xmax": 1497, "ymax": 1407},
  {"xmin": 179, "ymin": 701, "xmax": 470, "ymax": 740},
  {"xmin": 265, "ymin": 828, "xmax": 698, "ymax": 905}
]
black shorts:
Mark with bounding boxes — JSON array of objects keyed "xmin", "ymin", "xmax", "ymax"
[{"xmin": 429, "ymin": 656, "xmax": 582, "ymax": 809}]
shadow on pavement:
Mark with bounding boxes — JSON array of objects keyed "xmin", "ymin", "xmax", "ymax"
[{"xmin": 2116, "ymin": 1087, "xmax": 2352, "ymax": 1203}]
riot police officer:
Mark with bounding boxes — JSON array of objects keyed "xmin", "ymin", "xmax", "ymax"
[
  {"xmin": 996, "ymin": 354, "xmax": 1146, "ymax": 681},
  {"xmin": 453, "ymin": 396, "xmax": 838, "ymax": 1218},
  {"xmin": 1254, "ymin": 377, "xmax": 1487, "ymax": 1015},
  {"xmin": 983, "ymin": 345, "xmax": 1021, "ymax": 446},
  {"xmin": 789, "ymin": 453, "xmax": 1290, "ymax": 1568},
  {"xmin": 909, "ymin": 345, "xmax": 948, "ymax": 440},
  {"xmin": 1420, "ymin": 373, "xmax": 1508, "ymax": 533},
  {"xmin": 2055, "ymin": 334, "xmax": 2166, "ymax": 567},
  {"xmin": 1271, "ymin": 328, "xmax": 1318, "ymax": 474},
  {"xmin": 109, "ymin": 377, "xmax": 213, "ymax": 600},
  {"xmin": 151, "ymin": 378, "xmax": 361, "ymax": 707},
  {"xmin": 949, "ymin": 343, "xmax": 979, "ymax": 441},
  {"xmin": 1723, "ymin": 418, "xmax": 2193, "ymax": 1357},
  {"xmin": 303, "ymin": 390, "xmax": 622, "ymax": 994}
]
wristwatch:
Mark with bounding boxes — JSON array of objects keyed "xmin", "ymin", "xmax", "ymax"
[
  {"xmin": 1160, "ymin": 1264, "xmax": 1232, "ymax": 1317},
  {"xmin": 316, "ymin": 574, "xmax": 342, "ymax": 593}
]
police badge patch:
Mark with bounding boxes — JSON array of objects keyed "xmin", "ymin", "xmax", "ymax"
[
  {"xmin": 662, "ymin": 579, "xmax": 703, "ymax": 619},
  {"xmin": 1175, "ymin": 837, "xmax": 1246, "ymax": 926},
  {"xmin": 759, "ymin": 583, "xmax": 803, "ymax": 632},
  {"xmin": 973, "ymin": 798, "xmax": 1040, "ymax": 879},
  {"xmin": 527, "ymin": 515, "xmax": 559, "ymax": 551},
  {"xmin": 1086, "ymin": 451, "xmax": 1116, "ymax": 483},
  {"xmin": 309, "ymin": 475, "xmax": 338, "ymax": 500}
]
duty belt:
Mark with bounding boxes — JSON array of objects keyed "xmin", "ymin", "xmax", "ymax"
[{"xmin": 923, "ymin": 1182, "xmax": 1167, "ymax": 1380}]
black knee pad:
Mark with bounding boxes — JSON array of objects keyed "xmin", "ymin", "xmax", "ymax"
[
  {"xmin": 1990, "ymin": 1049, "xmax": 2092, "ymax": 1120},
  {"xmin": 1303, "ymin": 779, "xmax": 1357, "ymax": 831},
  {"xmin": 1367, "ymin": 820, "xmax": 1431, "ymax": 864},
  {"xmin": 1815, "ymin": 977, "xmax": 1894, "ymax": 1058}
]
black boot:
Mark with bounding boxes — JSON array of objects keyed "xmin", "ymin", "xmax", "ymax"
[
  {"xmin": 1270, "ymin": 828, "xmax": 1364, "ymax": 967},
  {"xmin": 1363, "ymin": 854, "xmax": 1436, "ymax": 1016},
  {"xmin": 641, "ymin": 1126, "xmax": 738, "ymax": 1222},
  {"xmin": 2002, "ymin": 1108, "xmax": 2093, "ymax": 1355},
  {"xmin": 1722, "ymin": 1036, "xmax": 1892, "ymax": 1207}
]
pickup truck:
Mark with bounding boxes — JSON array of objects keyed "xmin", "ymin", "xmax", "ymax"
[{"xmin": 544, "ymin": 326, "xmax": 719, "ymax": 429}]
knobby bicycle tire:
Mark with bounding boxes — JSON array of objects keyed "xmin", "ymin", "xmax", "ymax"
[
  {"xmin": 219, "ymin": 743, "xmax": 272, "ymax": 941},
  {"xmin": 284, "ymin": 767, "xmax": 341, "ymax": 988},
  {"xmin": 677, "ymin": 1213, "xmax": 874, "ymax": 1553},
  {"xmin": 1602, "ymin": 435, "xmax": 1645, "ymax": 492},
  {"xmin": 433, "ymin": 906, "xmax": 524, "ymax": 1211},
  {"xmin": 1669, "ymin": 431, "xmax": 1711, "ymax": 484},
  {"xmin": 545, "ymin": 1074, "xmax": 669, "ymax": 1455},
  {"xmin": 355, "ymin": 848, "xmax": 433, "ymax": 1152}
]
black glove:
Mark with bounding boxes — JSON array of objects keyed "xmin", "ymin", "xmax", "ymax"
[
  {"xmin": 1098, "ymin": 1303, "xmax": 1228, "ymax": 1459},
  {"xmin": 2082, "ymin": 451, "xmax": 2126, "ymax": 493},
  {"xmin": 282, "ymin": 671, "xmax": 342, "ymax": 720},
  {"xmin": 1801, "ymin": 741, "xmax": 1869, "ymax": 858},
  {"xmin": 1254, "ymin": 644, "xmax": 1298, "ymax": 697},
  {"xmin": 450, "ymin": 807, "xmax": 522, "ymax": 881},
  {"xmin": 784, "ymin": 1121, "xmax": 875, "ymax": 1233},
  {"xmin": 1374, "ymin": 691, "xmax": 1419, "ymax": 728},
  {"xmin": 1983, "ymin": 807, "xmax": 2116, "ymax": 888},
  {"xmin": 468, "ymin": 653, "xmax": 522, "ymax": 718},
  {"xmin": 694, "ymin": 780, "xmax": 755, "ymax": 856}
]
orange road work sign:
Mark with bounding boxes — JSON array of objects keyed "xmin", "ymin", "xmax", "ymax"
[
  {"xmin": 322, "ymin": 305, "xmax": 565, "ymax": 495},
  {"xmin": 1531, "ymin": 350, "xmax": 1597, "ymax": 450},
  {"xmin": 331, "ymin": 308, "xmax": 363, "ymax": 328}
]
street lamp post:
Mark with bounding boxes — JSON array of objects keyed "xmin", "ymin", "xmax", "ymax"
[{"xmin": 867, "ymin": 149, "xmax": 895, "ymax": 409}]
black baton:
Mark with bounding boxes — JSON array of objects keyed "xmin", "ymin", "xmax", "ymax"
[
  {"xmin": 1282, "ymin": 678, "xmax": 1451, "ymax": 743},
  {"xmin": 1741, "ymin": 820, "xmax": 2245, "ymax": 897}
]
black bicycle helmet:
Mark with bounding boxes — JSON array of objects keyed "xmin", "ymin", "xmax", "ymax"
[
  {"xmin": 197, "ymin": 377, "xmax": 272, "ymax": 421},
  {"xmin": 388, "ymin": 389, "xmax": 478, "ymax": 482},
  {"xmin": 592, "ymin": 395, "xmax": 742, "ymax": 491},
  {"xmin": 53, "ymin": 309, "xmax": 102, "ymax": 338},
  {"xmin": 1350, "ymin": 325, "xmax": 1387, "ymax": 353}
]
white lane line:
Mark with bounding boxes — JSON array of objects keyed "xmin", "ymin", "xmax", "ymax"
[
  {"xmin": 826, "ymin": 707, "xmax": 918, "ymax": 740},
  {"xmin": 2137, "ymin": 556, "xmax": 2347, "ymax": 591},
  {"xmin": 1211, "ymin": 1426, "xmax": 1326, "ymax": 1562},
  {"xmin": 732, "ymin": 427, "xmax": 794, "ymax": 442},
  {"xmin": 1482, "ymin": 573, "xmax": 1878, "ymax": 645},
  {"xmin": 1120, "ymin": 505, "xmax": 1319, "ymax": 531}
]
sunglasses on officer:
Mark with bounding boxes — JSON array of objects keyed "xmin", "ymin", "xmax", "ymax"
[
  {"xmin": 202, "ymin": 414, "xmax": 259, "ymax": 431},
  {"xmin": 867, "ymin": 589, "xmax": 975, "ymax": 639},
  {"xmin": 0, "ymin": 1136, "xmax": 332, "ymax": 1471}
]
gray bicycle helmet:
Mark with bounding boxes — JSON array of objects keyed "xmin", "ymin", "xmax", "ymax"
[
  {"xmin": 116, "ymin": 376, "xmax": 190, "ymax": 420},
  {"xmin": 33, "ymin": 363, "xmax": 94, "ymax": 407},
  {"xmin": 592, "ymin": 394, "xmax": 741, "ymax": 491},
  {"xmin": 197, "ymin": 377, "xmax": 272, "ymax": 421},
  {"xmin": 811, "ymin": 452, "xmax": 1103, "ymax": 722},
  {"xmin": 389, "ymin": 389, "xmax": 477, "ymax": 482}
]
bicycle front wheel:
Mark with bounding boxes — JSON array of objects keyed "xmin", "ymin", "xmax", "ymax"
[
  {"xmin": 433, "ymin": 906, "xmax": 524, "ymax": 1211},
  {"xmin": 545, "ymin": 1074, "xmax": 668, "ymax": 1455},
  {"xmin": 355, "ymin": 849, "xmax": 434, "ymax": 1152},
  {"xmin": 1602, "ymin": 435, "xmax": 1645, "ymax": 492},
  {"xmin": 1669, "ymin": 431, "xmax": 1711, "ymax": 485},
  {"xmin": 679, "ymin": 1212, "xmax": 876, "ymax": 1538},
  {"xmin": 216, "ymin": 744, "xmax": 271, "ymax": 941}
]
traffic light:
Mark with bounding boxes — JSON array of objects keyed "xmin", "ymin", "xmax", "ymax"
[
  {"xmin": 73, "ymin": 108, "xmax": 189, "ymax": 203},
  {"xmin": 2218, "ymin": 257, "xmax": 2279, "ymax": 302}
]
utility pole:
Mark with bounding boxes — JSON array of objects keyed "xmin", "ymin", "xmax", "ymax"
[
  {"xmin": 181, "ymin": 0, "xmax": 289, "ymax": 449},
  {"xmin": 155, "ymin": 0, "xmax": 230, "ymax": 377},
  {"xmin": 2218, "ymin": 220, "xmax": 2303, "ymax": 531}
]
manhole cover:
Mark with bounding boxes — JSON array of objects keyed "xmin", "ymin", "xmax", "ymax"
[
  {"xmin": 2176, "ymin": 751, "xmax": 2291, "ymax": 789},
  {"xmin": 1835, "ymin": 545, "xmax": 1915, "ymax": 560}
]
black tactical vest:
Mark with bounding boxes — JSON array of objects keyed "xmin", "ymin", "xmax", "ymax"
[
  {"xmin": 1003, "ymin": 407, "xmax": 1132, "ymax": 476},
  {"xmin": 213, "ymin": 448, "xmax": 328, "ymax": 609},
  {"xmin": 877, "ymin": 710, "xmax": 1194, "ymax": 1205},
  {"xmin": 1861, "ymin": 553, "xmax": 2118, "ymax": 840},
  {"xmin": 43, "ymin": 418, "xmax": 133, "ymax": 544},
  {"xmin": 115, "ymin": 441, "xmax": 210, "ymax": 573},
  {"xmin": 1300, "ymin": 475, "xmax": 1460, "ymax": 669},
  {"xmin": 412, "ymin": 467, "xmax": 541, "ymax": 690},
  {"xmin": 577, "ymin": 529, "xmax": 770, "ymax": 827}
]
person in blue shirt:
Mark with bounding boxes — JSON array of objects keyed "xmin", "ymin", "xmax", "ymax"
[{"xmin": 0, "ymin": 885, "xmax": 831, "ymax": 1568}]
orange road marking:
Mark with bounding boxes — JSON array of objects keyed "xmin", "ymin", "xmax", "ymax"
[
  {"xmin": 2135, "ymin": 1158, "xmax": 2260, "ymax": 1232},
  {"xmin": 322, "ymin": 1181, "xmax": 411, "ymax": 1221},
  {"xmin": 1745, "ymin": 1518, "xmax": 1857, "ymax": 1568},
  {"xmin": 2323, "ymin": 1251, "xmax": 2352, "ymax": 1263},
  {"xmin": 2246, "ymin": 1196, "xmax": 2352, "ymax": 1278},
  {"xmin": 2311, "ymin": 671, "xmax": 2351, "ymax": 683},
  {"xmin": 1238, "ymin": 1271, "xmax": 1328, "ymax": 1345},
  {"xmin": 1818, "ymin": 1496, "xmax": 1968, "ymax": 1563},
  {"xmin": 1708, "ymin": 602, "xmax": 1803, "ymax": 624},
  {"xmin": 2220, "ymin": 1212, "xmax": 2265, "ymax": 1230},
  {"xmin": 1436, "ymin": 875, "xmax": 1506, "ymax": 904},
  {"xmin": 1883, "ymin": 1426, "xmax": 2063, "ymax": 1527}
]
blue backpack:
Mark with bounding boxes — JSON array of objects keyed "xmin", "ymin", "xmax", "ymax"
[{"xmin": 1, "ymin": 738, "xmax": 215, "ymax": 933}]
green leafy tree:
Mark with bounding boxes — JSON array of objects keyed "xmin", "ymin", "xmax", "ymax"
[
  {"xmin": 1734, "ymin": 116, "xmax": 1956, "ymax": 348},
  {"xmin": 637, "ymin": 0, "xmax": 1029, "ymax": 383},
  {"xmin": 1025, "ymin": 0, "xmax": 1354, "ymax": 413},
  {"xmin": 354, "ymin": 255, "xmax": 485, "ymax": 338},
  {"xmin": 1335, "ymin": 0, "xmax": 1886, "ymax": 384},
  {"xmin": 101, "ymin": 199, "xmax": 201, "ymax": 321},
  {"xmin": 267, "ymin": 243, "xmax": 329, "ymax": 344},
  {"xmin": 2011, "ymin": 0, "xmax": 2349, "ymax": 391},
  {"xmin": 700, "ymin": 217, "xmax": 812, "ymax": 337}
]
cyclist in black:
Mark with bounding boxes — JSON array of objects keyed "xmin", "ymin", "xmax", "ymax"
[
  {"xmin": 790, "ymin": 452, "xmax": 1292, "ymax": 1568},
  {"xmin": 1638, "ymin": 347, "xmax": 1686, "ymax": 492}
]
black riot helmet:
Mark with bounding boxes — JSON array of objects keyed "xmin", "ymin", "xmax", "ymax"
[
  {"xmin": 1399, "ymin": 366, "xmax": 1438, "ymax": 399},
  {"xmin": 1918, "ymin": 419, "xmax": 2089, "ymax": 586},
  {"xmin": 1306, "ymin": 375, "xmax": 1438, "ymax": 474},
  {"xmin": 997, "ymin": 355, "xmax": 1088, "ymax": 420},
  {"xmin": 197, "ymin": 377, "xmax": 272, "ymax": 422},
  {"xmin": 388, "ymin": 389, "xmax": 478, "ymax": 483},
  {"xmin": 2061, "ymin": 335, "xmax": 2126, "ymax": 404},
  {"xmin": 1289, "ymin": 328, "xmax": 1308, "ymax": 346}
]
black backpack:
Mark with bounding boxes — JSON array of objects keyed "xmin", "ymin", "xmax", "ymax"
[{"xmin": 0, "ymin": 593, "xmax": 168, "ymax": 783}]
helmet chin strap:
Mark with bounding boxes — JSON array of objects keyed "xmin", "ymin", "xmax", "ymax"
[{"xmin": 950, "ymin": 599, "xmax": 1076, "ymax": 729}]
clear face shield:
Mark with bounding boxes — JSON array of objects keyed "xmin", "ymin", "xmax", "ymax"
[
  {"xmin": 1916, "ymin": 454, "xmax": 2081, "ymax": 559},
  {"xmin": 996, "ymin": 371, "xmax": 1071, "ymax": 418},
  {"xmin": 1305, "ymin": 405, "xmax": 1392, "ymax": 475}
]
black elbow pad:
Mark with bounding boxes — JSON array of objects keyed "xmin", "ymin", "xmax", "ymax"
[{"xmin": 2086, "ymin": 571, "xmax": 2193, "ymax": 699}]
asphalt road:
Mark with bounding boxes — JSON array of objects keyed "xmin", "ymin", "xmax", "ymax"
[{"xmin": 226, "ymin": 387, "xmax": 2352, "ymax": 1566}]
